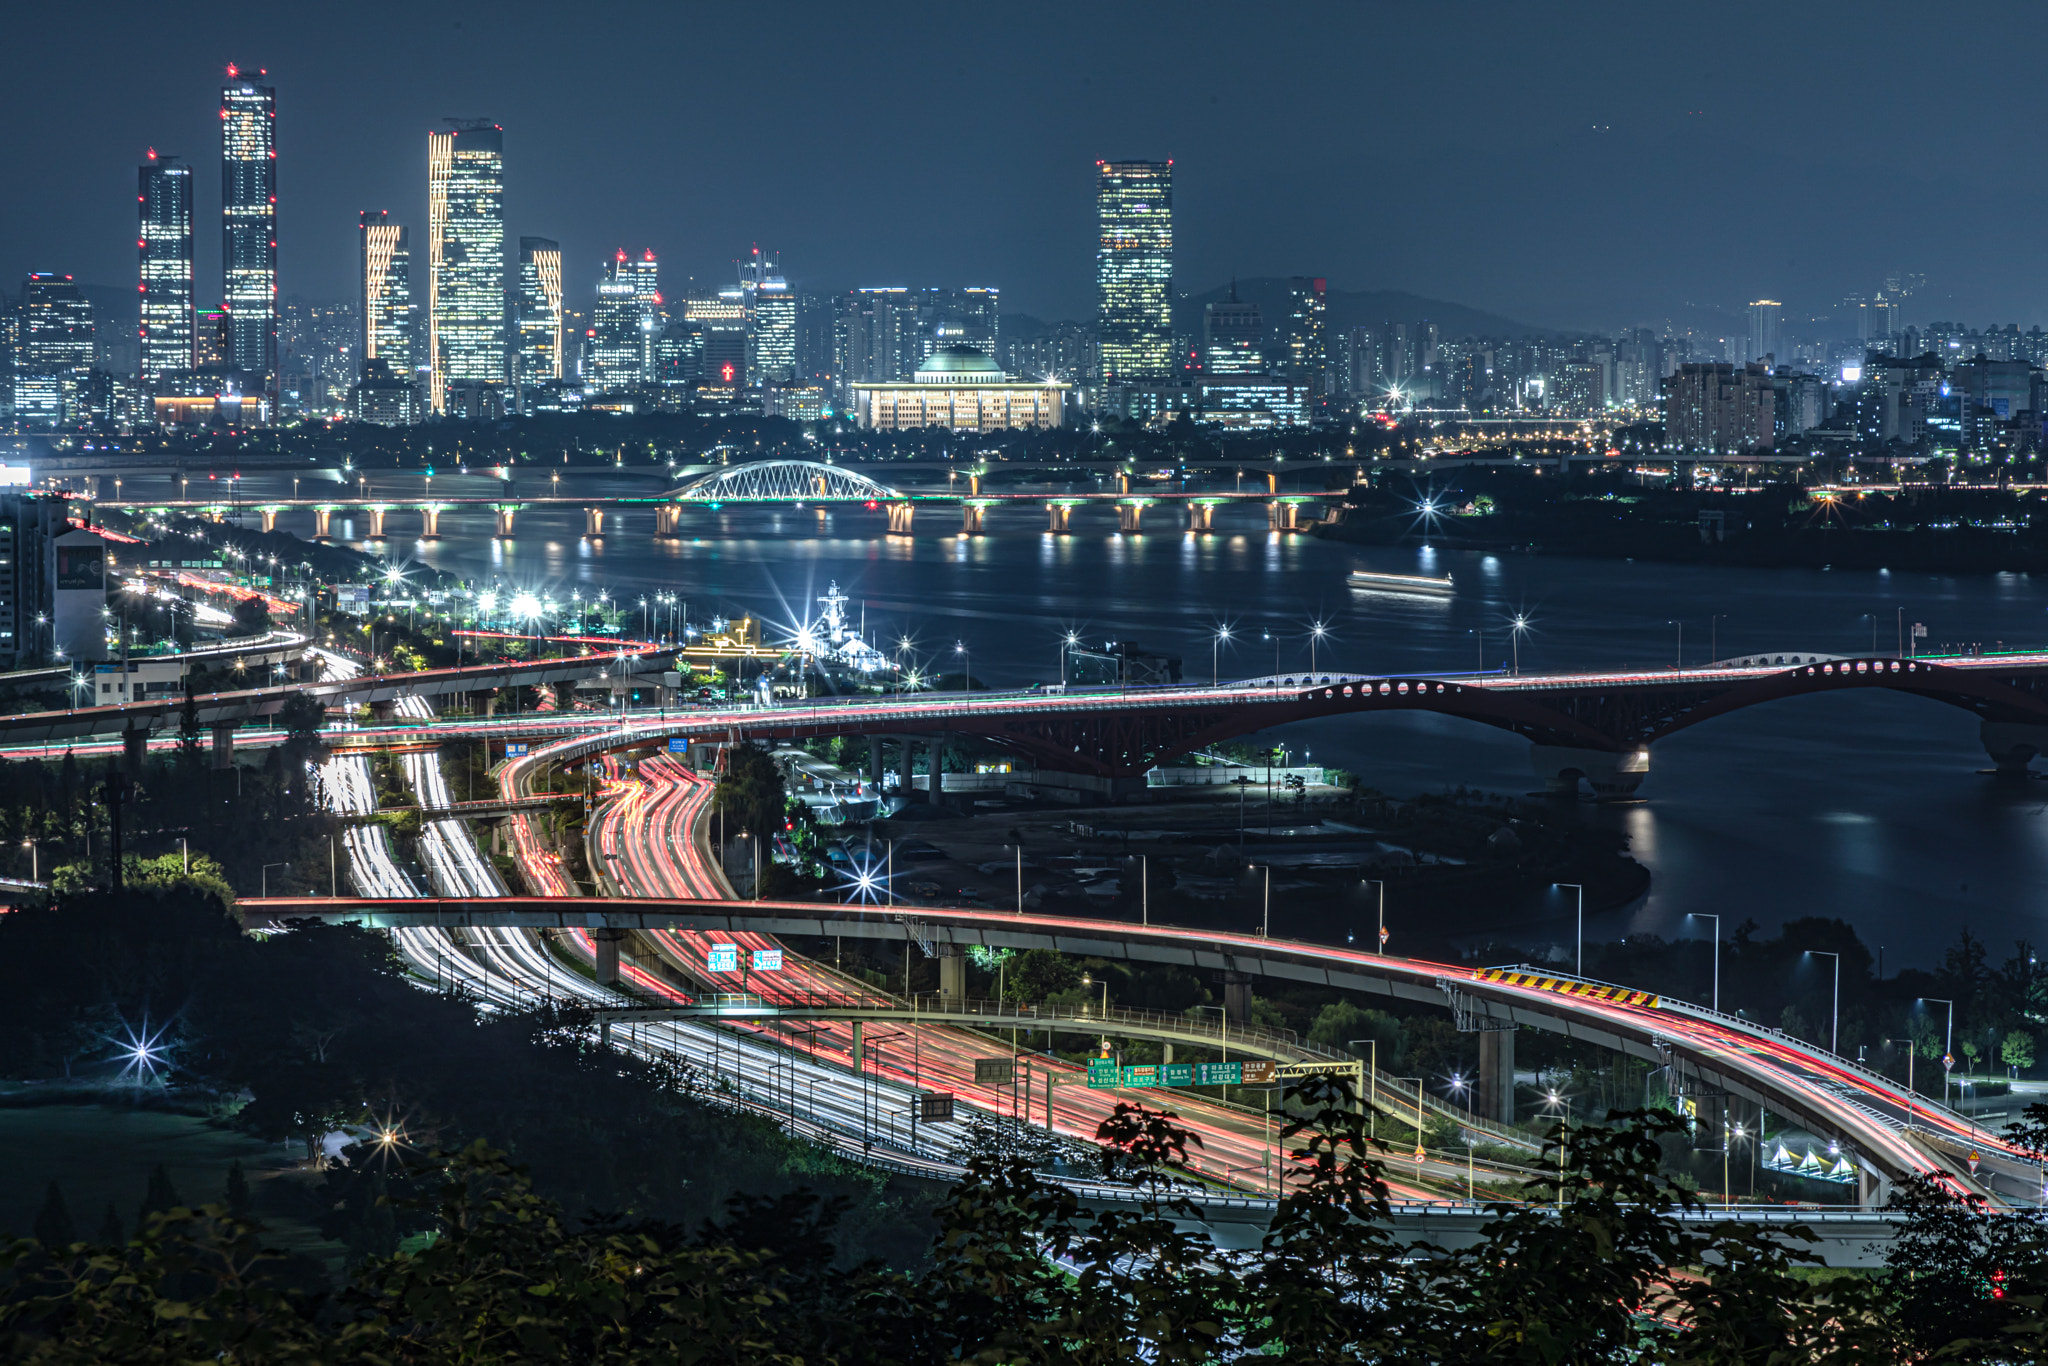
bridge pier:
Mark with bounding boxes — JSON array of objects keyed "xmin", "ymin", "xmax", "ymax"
[
  {"xmin": 938, "ymin": 946, "xmax": 966, "ymax": 1007},
  {"xmin": 886, "ymin": 502, "xmax": 914, "ymax": 534},
  {"xmin": 1116, "ymin": 501, "xmax": 1144, "ymax": 533},
  {"xmin": 1046, "ymin": 502, "xmax": 1073, "ymax": 533},
  {"xmin": 420, "ymin": 506, "xmax": 442, "ymax": 539},
  {"xmin": 1530, "ymin": 744, "xmax": 1649, "ymax": 799},
  {"xmin": 1981, "ymin": 722, "xmax": 2048, "ymax": 774},
  {"xmin": 655, "ymin": 504, "xmax": 682, "ymax": 538},
  {"xmin": 584, "ymin": 507, "xmax": 605, "ymax": 537},
  {"xmin": 210, "ymin": 722, "xmax": 236, "ymax": 769},
  {"xmin": 1476, "ymin": 1028, "xmax": 1516, "ymax": 1124},
  {"xmin": 1267, "ymin": 500, "xmax": 1300, "ymax": 532},
  {"xmin": 592, "ymin": 928, "xmax": 624, "ymax": 986},
  {"xmin": 867, "ymin": 736, "xmax": 881, "ymax": 797},
  {"xmin": 312, "ymin": 507, "xmax": 333, "ymax": 539},
  {"xmin": 1187, "ymin": 501, "xmax": 1215, "ymax": 532},
  {"xmin": 494, "ymin": 507, "xmax": 517, "ymax": 537},
  {"xmin": 960, "ymin": 503, "xmax": 984, "ymax": 535},
  {"xmin": 365, "ymin": 506, "xmax": 388, "ymax": 540},
  {"xmin": 122, "ymin": 724, "xmax": 148, "ymax": 774},
  {"xmin": 258, "ymin": 508, "xmax": 279, "ymax": 533},
  {"xmin": 1221, "ymin": 970, "xmax": 1252, "ymax": 1028}
]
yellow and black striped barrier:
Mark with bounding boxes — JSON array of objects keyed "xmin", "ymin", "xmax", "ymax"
[{"xmin": 1474, "ymin": 968, "xmax": 1658, "ymax": 1009}]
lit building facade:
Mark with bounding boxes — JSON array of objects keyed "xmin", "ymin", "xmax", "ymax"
[
  {"xmin": 516, "ymin": 236, "xmax": 563, "ymax": 391},
  {"xmin": 138, "ymin": 152, "xmax": 194, "ymax": 383},
  {"xmin": 1747, "ymin": 300, "xmax": 1782, "ymax": 364},
  {"xmin": 220, "ymin": 67, "xmax": 277, "ymax": 384},
  {"xmin": 18, "ymin": 274, "xmax": 93, "ymax": 426},
  {"xmin": 427, "ymin": 124, "xmax": 507, "ymax": 411},
  {"xmin": 1096, "ymin": 159, "xmax": 1173, "ymax": 385},
  {"xmin": 853, "ymin": 346, "xmax": 1066, "ymax": 431},
  {"xmin": 1202, "ymin": 285, "xmax": 1262, "ymax": 375},
  {"xmin": 1285, "ymin": 276, "xmax": 1327, "ymax": 391},
  {"xmin": 1664, "ymin": 362, "xmax": 1775, "ymax": 452},
  {"xmin": 358, "ymin": 210, "xmax": 412, "ymax": 379},
  {"xmin": 589, "ymin": 252, "xmax": 645, "ymax": 392}
]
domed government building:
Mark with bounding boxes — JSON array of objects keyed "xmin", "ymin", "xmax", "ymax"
[{"xmin": 851, "ymin": 345, "xmax": 1069, "ymax": 431}]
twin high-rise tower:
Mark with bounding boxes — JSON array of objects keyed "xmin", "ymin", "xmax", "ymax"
[
  {"xmin": 426, "ymin": 122, "xmax": 507, "ymax": 411},
  {"xmin": 219, "ymin": 66, "xmax": 277, "ymax": 382},
  {"xmin": 1095, "ymin": 159, "xmax": 1173, "ymax": 386},
  {"xmin": 137, "ymin": 151, "xmax": 193, "ymax": 383}
]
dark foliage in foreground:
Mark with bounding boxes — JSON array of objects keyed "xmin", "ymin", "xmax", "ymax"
[{"xmin": 13, "ymin": 1079, "xmax": 2046, "ymax": 1364}]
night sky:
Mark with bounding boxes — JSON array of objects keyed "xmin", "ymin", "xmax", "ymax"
[{"xmin": 5, "ymin": 1, "xmax": 2041, "ymax": 332}]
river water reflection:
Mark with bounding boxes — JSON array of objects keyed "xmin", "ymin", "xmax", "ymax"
[{"xmin": 230, "ymin": 470, "xmax": 2048, "ymax": 966}]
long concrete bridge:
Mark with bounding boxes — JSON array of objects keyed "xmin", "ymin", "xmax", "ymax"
[
  {"xmin": 241, "ymin": 893, "xmax": 2028, "ymax": 1209},
  {"xmin": 87, "ymin": 459, "xmax": 1328, "ymax": 538},
  {"xmin": 440, "ymin": 652, "xmax": 2048, "ymax": 798}
]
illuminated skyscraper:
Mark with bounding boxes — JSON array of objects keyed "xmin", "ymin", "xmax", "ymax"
[
  {"xmin": 628, "ymin": 250, "xmax": 660, "ymax": 381},
  {"xmin": 1746, "ymin": 300, "xmax": 1782, "ymax": 365},
  {"xmin": 427, "ymin": 123, "xmax": 507, "ymax": 411},
  {"xmin": 516, "ymin": 236, "xmax": 563, "ymax": 390},
  {"xmin": 220, "ymin": 66, "xmax": 277, "ymax": 384},
  {"xmin": 138, "ymin": 151, "xmax": 194, "ymax": 382},
  {"xmin": 589, "ymin": 252, "xmax": 646, "ymax": 391},
  {"xmin": 17, "ymin": 274, "xmax": 94, "ymax": 427},
  {"xmin": 743, "ymin": 250, "xmax": 796, "ymax": 386},
  {"xmin": 1095, "ymin": 160, "xmax": 1173, "ymax": 385},
  {"xmin": 358, "ymin": 211, "xmax": 412, "ymax": 378},
  {"xmin": 1284, "ymin": 276, "xmax": 1327, "ymax": 391},
  {"xmin": 1203, "ymin": 283, "xmax": 1262, "ymax": 375}
]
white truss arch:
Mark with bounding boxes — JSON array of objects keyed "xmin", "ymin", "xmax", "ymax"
[{"xmin": 671, "ymin": 461, "xmax": 903, "ymax": 503}]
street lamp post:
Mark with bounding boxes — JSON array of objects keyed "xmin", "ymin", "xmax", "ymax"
[
  {"xmin": 1348, "ymin": 1038, "xmax": 1378, "ymax": 1136},
  {"xmin": 1924, "ymin": 997, "xmax": 1956, "ymax": 1105},
  {"xmin": 1253, "ymin": 863, "xmax": 1271, "ymax": 937},
  {"xmin": 1213, "ymin": 625, "xmax": 1231, "ymax": 686},
  {"xmin": 1309, "ymin": 620, "xmax": 1327, "ymax": 675},
  {"xmin": 1364, "ymin": 877, "xmax": 1387, "ymax": 952},
  {"xmin": 1510, "ymin": 614, "xmax": 1529, "ymax": 674},
  {"xmin": 1806, "ymin": 950, "xmax": 1841, "ymax": 1055},
  {"xmin": 1886, "ymin": 1038, "xmax": 1918, "ymax": 1132},
  {"xmin": 261, "ymin": 862, "xmax": 289, "ymax": 897},
  {"xmin": 1556, "ymin": 882, "xmax": 1585, "ymax": 976},
  {"xmin": 1690, "ymin": 912, "xmax": 1721, "ymax": 1012},
  {"xmin": 1668, "ymin": 619, "xmax": 1683, "ymax": 669}
]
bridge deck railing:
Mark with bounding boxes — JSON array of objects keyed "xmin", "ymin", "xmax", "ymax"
[
  {"xmin": 615, "ymin": 988, "xmax": 1340, "ymax": 1062},
  {"xmin": 1488, "ymin": 962, "xmax": 1982, "ymax": 1135}
]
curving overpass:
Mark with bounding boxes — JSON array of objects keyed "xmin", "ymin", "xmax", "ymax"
[{"xmin": 240, "ymin": 893, "xmax": 2031, "ymax": 1208}]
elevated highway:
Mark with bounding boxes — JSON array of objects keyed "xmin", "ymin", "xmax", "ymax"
[{"xmin": 240, "ymin": 893, "xmax": 2031, "ymax": 1207}]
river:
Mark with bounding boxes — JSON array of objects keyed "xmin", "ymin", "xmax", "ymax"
[{"xmin": 214, "ymin": 468, "xmax": 2048, "ymax": 968}]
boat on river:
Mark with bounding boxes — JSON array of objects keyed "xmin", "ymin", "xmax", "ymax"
[{"xmin": 1347, "ymin": 568, "xmax": 1455, "ymax": 594}]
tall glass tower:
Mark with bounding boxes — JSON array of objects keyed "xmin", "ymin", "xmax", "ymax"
[
  {"xmin": 220, "ymin": 66, "xmax": 277, "ymax": 383},
  {"xmin": 516, "ymin": 237, "xmax": 563, "ymax": 392},
  {"xmin": 358, "ymin": 210, "xmax": 412, "ymax": 376},
  {"xmin": 590, "ymin": 252, "xmax": 644, "ymax": 391},
  {"xmin": 138, "ymin": 151, "xmax": 194, "ymax": 382},
  {"xmin": 427, "ymin": 123, "xmax": 507, "ymax": 411},
  {"xmin": 1095, "ymin": 160, "xmax": 1173, "ymax": 385}
]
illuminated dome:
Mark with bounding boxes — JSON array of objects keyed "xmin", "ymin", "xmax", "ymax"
[{"xmin": 913, "ymin": 345, "xmax": 1005, "ymax": 382}]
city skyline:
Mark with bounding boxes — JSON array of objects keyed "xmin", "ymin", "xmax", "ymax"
[{"xmin": 8, "ymin": 1, "xmax": 2048, "ymax": 333}]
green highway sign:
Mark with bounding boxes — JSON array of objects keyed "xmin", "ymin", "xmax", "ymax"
[
  {"xmin": 1086, "ymin": 1059, "xmax": 1120, "ymax": 1088},
  {"xmin": 1123, "ymin": 1065, "xmax": 1160, "ymax": 1089},
  {"xmin": 1163, "ymin": 1062, "xmax": 1194, "ymax": 1086}
]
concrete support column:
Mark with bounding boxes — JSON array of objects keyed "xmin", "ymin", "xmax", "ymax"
[
  {"xmin": 1221, "ymin": 970, "xmax": 1252, "ymax": 1028},
  {"xmin": 960, "ymin": 503, "xmax": 984, "ymax": 535},
  {"xmin": 584, "ymin": 507, "xmax": 605, "ymax": 537},
  {"xmin": 1117, "ymin": 502, "xmax": 1143, "ymax": 532},
  {"xmin": 1117, "ymin": 471, "xmax": 1132, "ymax": 495},
  {"xmin": 1268, "ymin": 500, "xmax": 1300, "ymax": 531},
  {"xmin": 903, "ymin": 737, "xmax": 922, "ymax": 801},
  {"xmin": 968, "ymin": 472, "xmax": 982, "ymax": 496},
  {"xmin": 592, "ymin": 928, "xmax": 624, "ymax": 986},
  {"xmin": 494, "ymin": 507, "xmax": 517, "ymax": 537},
  {"xmin": 1264, "ymin": 470, "xmax": 1279, "ymax": 494},
  {"xmin": 209, "ymin": 722, "xmax": 236, "ymax": 770},
  {"xmin": 1188, "ymin": 502, "xmax": 1215, "ymax": 532},
  {"xmin": 1529, "ymin": 744, "xmax": 1649, "ymax": 799},
  {"xmin": 1046, "ymin": 502, "xmax": 1072, "ymax": 533},
  {"xmin": 313, "ymin": 508, "xmax": 332, "ymax": 539},
  {"xmin": 655, "ymin": 504, "xmax": 682, "ymax": 538},
  {"xmin": 1982, "ymin": 721, "xmax": 2048, "ymax": 775},
  {"xmin": 851, "ymin": 1020, "xmax": 864, "ymax": 1075},
  {"xmin": 886, "ymin": 502, "xmax": 915, "ymax": 534},
  {"xmin": 420, "ymin": 506, "xmax": 442, "ymax": 539},
  {"xmin": 259, "ymin": 508, "xmax": 279, "ymax": 533},
  {"xmin": 365, "ymin": 507, "xmax": 387, "ymax": 539},
  {"xmin": 866, "ymin": 736, "xmax": 881, "ymax": 795},
  {"xmin": 938, "ymin": 945, "xmax": 965, "ymax": 1007},
  {"xmin": 1476, "ymin": 1028, "xmax": 1516, "ymax": 1125},
  {"xmin": 122, "ymin": 725, "xmax": 147, "ymax": 773}
]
